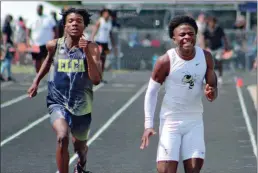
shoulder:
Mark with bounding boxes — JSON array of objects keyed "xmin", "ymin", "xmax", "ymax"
[
  {"xmin": 156, "ymin": 53, "xmax": 170, "ymax": 66},
  {"xmin": 203, "ymin": 49, "xmax": 212, "ymax": 59},
  {"xmin": 95, "ymin": 18, "xmax": 102, "ymax": 26},
  {"xmin": 46, "ymin": 39, "xmax": 58, "ymax": 52},
  {"xmin": 154, "ymin": 53, "xmax": 170, "ymax": 74},
  {"xmin": 152, "ymin": 53, "xmax": 170, "ymax": 82},
  {"xmin": 98, "ymin": 17, "xmax": 104, "ymax": 23}
]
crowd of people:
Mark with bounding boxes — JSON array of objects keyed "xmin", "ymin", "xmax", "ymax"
[
  {"xmin": 195, "ymin": 13, "xmax": 257, "ymax": 84},
  {"xmin": 0, "ymin": 4, "xmax": 122, "ymax": 83}
]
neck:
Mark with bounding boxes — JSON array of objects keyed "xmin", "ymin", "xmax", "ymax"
[
  {"xmin": 65, "ymin": 35, "xmax": 80, "ymax": 49},
  {"xmin": 176, "ymin": 47, "xmax": 195, "ymax": 60}
]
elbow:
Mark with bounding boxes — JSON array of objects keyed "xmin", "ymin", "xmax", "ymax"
[
  {"xmin": 92, "ymin": 77, "xmax": 101, "ymax": 85},
  {"xmin": 93, "ymin": 80, "xmax": 101, "ymax": 85},
  {"xmin": 89, "ymin": 72, "xmax": 102, "ymax": 85}
]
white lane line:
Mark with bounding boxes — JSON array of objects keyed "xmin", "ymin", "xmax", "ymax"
[
  {"xmin": 1, "ymin": 86, "xmax": 47, "ymax": 109},
  {"xmin": 0, "ymin": 114, "xmax": 49, "ymax": 147},
  {"xmin": 0, "ymin": 72, "xmax": 117, "ymax": 109},
  {"xmin": 1, "ymin": 78, "xmax": 109, "ymax": 109},
  {"xmin": 234, "ymin": 77, "xmax": 257, "ymax": 158},
  {"xmin": 55, "ymin": 82, "xmax": 148, "ymax": 173},
  {"xmin": 1, "ymin": 81, "xmax": 14, "ymax": 88},
  {"xmin": 0, "ymin": 83, "xmax": 104, "ymax": 147}
]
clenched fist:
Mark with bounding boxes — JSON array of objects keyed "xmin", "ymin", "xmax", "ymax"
[{"xmin": 78, "ymin": 36, "xmax": 89, "ymax": 52}]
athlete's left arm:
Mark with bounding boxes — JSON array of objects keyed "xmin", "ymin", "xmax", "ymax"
[
  {"xmin": 204, "ymin": 50, "xmax": 218, "ymax": 102},
  {"xmin": 85, "ymin": 42, "xmax": 102, "ymax": 85}
]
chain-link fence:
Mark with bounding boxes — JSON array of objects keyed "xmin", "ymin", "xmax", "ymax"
[
  {"xmin": 224, "ymin": 30, "xmax": 257, "ymax": 71},
  {"xmin": 10, "ymin": 29, "xmax": 257, "ymax": 72},
  {"xmin": 105, "ymin": 29, "xmax": 257, "ymax": 72}
]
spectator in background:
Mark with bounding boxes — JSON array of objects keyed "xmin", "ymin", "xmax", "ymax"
[
  {"xmin": 203, "ymin": 16, "xmax": 229, "ymax": 85},
  {"xmin": 51, "ymin": 11, "xmax": 58, "ymax": 24},
  {"xmin": 142, "ymin": 34, "xmax": 151, "ymax": 47},
  {"xmin": 14, "ymin": 16, "xmax": 28, "ymax": 65},
  {"xmin": 196, "ymin": 13, "xmax": 206, "ymax": 49},
  {"xmin": 1, "ymin": 14, "xmax": 15, "ymax": 81},
  {"xmin": 91, "ymin": 8, "xmax": 114, "ymax": 83},
  {"xmin": 233, "ymin": 15, "xmax": 246, "ymax": 30},
  {"xmin": 56, "ymin": 7, "xmax": 70, "ymax": 38},
  {"xmin": 27, "ymin": 4, "xmax": 57, "ymax": 73},
  {"xmin": 111, "ymin": 10, "xmax": 121, "ymax": 69},
  {"xmin": 15, "ymin": 17, "xmax": 27, "ymax": 44},
  {"xmin": 2, "ymin": 15, "xmax": 13, "ymax": 46}
]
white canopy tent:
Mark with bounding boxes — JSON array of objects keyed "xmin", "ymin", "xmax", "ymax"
[{"xmin": 1, "ymin": 1, "xmax": 62, "ymax": 25}]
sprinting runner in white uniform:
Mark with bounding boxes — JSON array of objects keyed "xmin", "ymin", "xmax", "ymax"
[
  {"xmin": 91, "ymin": 8, "xmax": 113, "ymax": 83},
  {"xmin": 140, "ymin": 16, "xmax": 218, "ymax": 173},
  {"xmin": 157, "ymin": 45, "xmax": 207, "ymax": 162},
  {"xmin": 94, "ymin": 17, "xmax": 112, "ymax": 44}
]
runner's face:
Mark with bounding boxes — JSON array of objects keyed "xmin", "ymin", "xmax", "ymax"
[
  {"xmin": 65, "ymin": 13, "xmax": 85, "ymax": 37},
  {"xmin": 103, "ymin": 11, "xmax": 110, "ymax": 20},
  {"xmin": 208, "ymin": 20, "xmax": 215, "ymax": 28},
  {"xmin": 173, "ymin": 24, "xmax": 196, "ymax": 51}
]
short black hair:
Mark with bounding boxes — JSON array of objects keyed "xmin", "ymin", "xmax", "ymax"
[
  {"xmin": 168, "ymin": 15, "xmax": 198, "ymax": 38},
  {"xmin": 61, "ymin": 8, "xmax": 91, "ymax": 27},
  {"xmin": 207, "ymin": 16, "xmax": 217, "ymax": 23}
]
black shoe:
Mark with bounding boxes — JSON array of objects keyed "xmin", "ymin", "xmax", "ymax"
[
  {"xmin": 74, "ymin": 162, "xmax": 92, "ymax": 173},
  {"xmin": 7, "ymin": 77, "xmax": 15, "ymax": 81},
  {"xmin": 0, "ymin": 74, "xmax": 6, "ymax": 81},
  {"xmin": 101, "ymin": 79, "xmax": 108, "ymax": 84}
]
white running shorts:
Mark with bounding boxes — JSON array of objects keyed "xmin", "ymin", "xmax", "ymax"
[{"xmin": 157, "ymin": 116, "xmax": 205, "ymax": 162}]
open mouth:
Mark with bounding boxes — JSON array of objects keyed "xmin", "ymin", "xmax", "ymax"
[
  {"xmin": 71, "ymin": 28, "xmax": 79, "ymax": 32},
  {"xmin": 182, "ymin": 39, "xmax": 193, "ymax": 47}
]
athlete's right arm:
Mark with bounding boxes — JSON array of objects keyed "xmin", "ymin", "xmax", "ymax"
[
  {"xmin": 144, "ymin": 54, "xmax": 170, "ymax": 129},
  {"xmin": 90, "ymin": 20, "xmax": 100, "ymax": 41},
  {"xmin": 32, "ymin": 39, "xmax": 57, "ymax": 85},
  {"xmin": 141, "ymin": 54, "xmax": 170, "ymax": 149}
]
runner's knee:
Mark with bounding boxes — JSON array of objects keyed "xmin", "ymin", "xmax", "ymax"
[
  {"xmin": 73, "ymin": 139, "xmax": 88, "ymax": 154},
  {"xmin": 157, "ymin": 161, "xmax": 177, "ymax": 173},
  {"xmin": 157, "ymin": 165, "xmax": 167, "ymax": 173},
  {"xmin": 56, "ymin": 132, "xmax": 69, "ymax": 148},
  {"xmin": 157, "ymin": 162, "xmax": 169, "ymax": 173},
  {"xmin": 183, "ymin": 159, "xmax": 203, "ymax": 173}
]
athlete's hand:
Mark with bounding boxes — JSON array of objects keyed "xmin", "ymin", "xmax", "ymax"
[
  {"xmin": 204, "ymin": 84, "xmax": 217, "ymax": 102},
  {"xmin": 140, "ymin": 128, "xmax": 156, "ymax": 150},
  {"xmin": 27, "ymin": 83, "xmax": 38, "ymax": 98},
  {"xmin": 79, "ymin": 36, "xmax": 89, "ymax": 52}
]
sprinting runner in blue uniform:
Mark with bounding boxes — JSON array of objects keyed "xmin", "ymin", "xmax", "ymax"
[{"xmin": 28, "ymin": 8, "xmax": 102, "ymax": 173}]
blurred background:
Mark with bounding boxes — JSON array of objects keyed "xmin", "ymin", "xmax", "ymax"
[
  {"xmin": 0, "ymin": 1, "xmax": 257, "ymax": 173},
  {"xmin": 0, "ymin": 0, "xmax": 257, "ymax": 75}
]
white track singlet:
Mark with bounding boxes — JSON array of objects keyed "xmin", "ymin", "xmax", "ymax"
[
  {"xmin": 95, "ymin": 17, "xmax": 112, "ymax": 43},
  {"xmin": 157, "ymin": 46, "xmax": 207, "ymax": 162}
]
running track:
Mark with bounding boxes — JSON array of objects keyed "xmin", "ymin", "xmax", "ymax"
[{"xmin": 1, "ymin": 70, "xmax": 257, "ymax": 173}]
